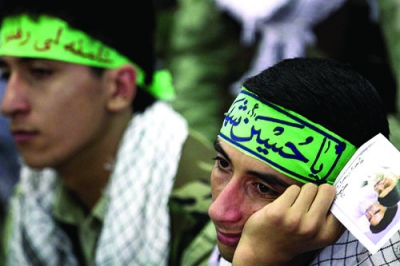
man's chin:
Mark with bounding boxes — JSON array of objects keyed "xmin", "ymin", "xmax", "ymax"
[{"xmin": 217, "ymin": 242, "xmax": 235, "ymax": 263}]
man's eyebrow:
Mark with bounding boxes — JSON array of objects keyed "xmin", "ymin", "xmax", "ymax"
[
  {"xmin": 214, "ymin": 139, "xmax": 231, "ymax": 162},
  {"xmin": 214, "ymin": 138, "xmax": 291, "ymax": 188},
  {"xmin": 0, "ymin": 57, "xmax": 36, "ymax": 67},
  {"xmin": 19, "ymin": 58, "xmax": 36, "ymax": 63},
  {"xmin": 247, "ymin": 170, "xmax": 290, "ymax": 188}
]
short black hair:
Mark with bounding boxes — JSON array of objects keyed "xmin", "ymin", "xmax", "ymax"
[
  {"xmin": 0, "ymin": 0, "xmax": 157, "ymax": 112},
  {"xmin": 378, "ymin": 182, "xmax": 400, "ymax": 207},
  {"xmin": 243, "ymin": 57, "xmax": 390, "ymax": 147},
  {"xmin": 370, "ymin": 204, "xmax": 398, "ymax": 234}
]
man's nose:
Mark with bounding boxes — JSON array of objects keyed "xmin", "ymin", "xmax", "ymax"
[
  {"xmin": 1, "ymin": 74, "xmax": 30, "ymax": 117},
  {"xmin": 208, "ymin": 178, "xmax": 244, "ymax": 223}
]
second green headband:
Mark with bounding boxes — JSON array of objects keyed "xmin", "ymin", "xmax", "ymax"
[
  {"xmin": 0, "ymin": 14, "xmax": 175, "ymax": 100},
  {"xmin": 219, "ymin": 87, "xmax": 357, "ymax": 185}
]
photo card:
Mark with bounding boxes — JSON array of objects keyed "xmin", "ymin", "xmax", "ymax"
[{"xmin": 331, "ymin": 133, "xmax": 400, "ymax": 254}]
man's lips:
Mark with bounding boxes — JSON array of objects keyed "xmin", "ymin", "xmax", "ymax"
[
  {"xmin": 12, "ymin": 130, "xmax": 38, "ymax": 142},
  {"xmin": 216, "ymin": 230, "xmax": 242, "ymax": 247}
]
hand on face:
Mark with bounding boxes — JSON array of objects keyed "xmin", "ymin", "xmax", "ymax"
[{"xmin": 232, "ymin": 183, "xmax": 344, "ymax": 266}]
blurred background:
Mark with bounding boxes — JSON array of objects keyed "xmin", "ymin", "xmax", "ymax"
[
  {"xmin": 155, "ymin": 0, "xmax": 400, "ymax": 148},
  {"xmin": 2, "ymin": 0, "xmax": 400, "ymax": 231}
]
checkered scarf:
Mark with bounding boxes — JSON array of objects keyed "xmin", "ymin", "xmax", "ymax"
[
  {"xmin": 6, "ymin": 101, "xmax": 188, "ymax": 266},
  {"xmin": 310, "ymin": 230, "xmax": 400, "ymax": 265},
  {"xmin": 211, "ymin": 230, "xmax": 400, "ymax": 265}
]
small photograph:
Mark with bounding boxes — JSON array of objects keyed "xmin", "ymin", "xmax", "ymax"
[
  {"xmin": 362, "ymin": 167, "xmax": 400, "ymax": 243},
  {"xmin": 331, "ymin": 133, "xmax": 400, "ymax": 254},
  {"xmin": 370, "ymin": 168, "xmax": 400, "ymax": 208}
]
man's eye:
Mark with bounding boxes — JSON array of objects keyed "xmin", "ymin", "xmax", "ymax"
[
  {"xmin": 212, "ymin": 156, "xmax": 230, "ymax": 171},
  {"xmin": 0, "ymin": 71, "xmax": 10, "ymax": 80},
  {"xmin": 30, "ymin": 68, "xmax": 53, "ymax": 78},
  {"xmin": 257, "ymin": 183, "xmax": 270, "ymax": 193},
  {"xmin": 255, "ymin": 182, "xmax": 279, "ymax": 198}
]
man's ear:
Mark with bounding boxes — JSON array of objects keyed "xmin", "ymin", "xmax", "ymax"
[{"xmin": 106, "ymin": 65, "xmax": 137, "ymax": 112}]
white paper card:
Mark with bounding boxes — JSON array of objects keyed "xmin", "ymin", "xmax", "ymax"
[{"xmin": 331, "ymin": 133, "xmax": 400, "ymax": 254}]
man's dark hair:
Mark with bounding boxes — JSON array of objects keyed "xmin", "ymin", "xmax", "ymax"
[
  {"xmin": 243, "ymin": 57, "xmax": 390, "ymax": 147},
  {"xmin": 378, "ymin": 181, "xmax": 400, "ymax": 207},
  {"xmin": 370, "ymin": 204, "xmax": 398, "ymax": 234},
  {"xmin": 0, "ymin": 0, "xmax": 156, "ymax": 112}
]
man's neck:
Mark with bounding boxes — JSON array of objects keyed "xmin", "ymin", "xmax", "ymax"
[{"xmin": 55, "ymin": 114, "xmax": 132, "ymax": 210}]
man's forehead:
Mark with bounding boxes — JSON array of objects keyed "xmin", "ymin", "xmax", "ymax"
[
  {"xmin": 0, "ymin": 56, "xmax": 73, "ymax": 66},
  {"xmin": 0, "ymin": 56, "xmax": 38, "ymax": 64},
  {"xmin": 219, "ymin": 88, "xmax": 357, "ymax": 185}
]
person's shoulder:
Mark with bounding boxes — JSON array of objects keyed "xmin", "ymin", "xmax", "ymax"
[
  {"xmin": 168, "ymin": 130, "xmax": 215, "ymax": 265},
  {"xmin": 180, "ymin": 220, "xmax": 217, "ymax": 266},
  {"xmin": 174, "ymin": 130, "xmax": 215, "ymax": 189},
  {"xmin": 171, "ymin": 129, "xmax": 214, "ymax": 211}
]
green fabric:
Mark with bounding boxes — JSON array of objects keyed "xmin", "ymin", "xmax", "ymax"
[
  {"xmin": 158, "ymin": 0, "xmax": 256, "ymax": 142},
  {"xmin": 168, "ymin": 129, "xmax": 216, "ymax": 266},
  {"xmin": 378, "ymin": 0, "xmax": 400, "ymax": 113},
  {"xmin": 1, "ymin": 130, "xmax": 215, "ymax": 266},
  {"xmin": 0, "ymin": 184, "xmax": 20, "ymax": 264},
  {"xmin": 220, "ymin": 87, "xmax": 357, "ymax": 185},
  {"xmin": 180, "ymin": 220, "xmax": 217, "ymax": 266},
  {"xmin": 0, "ymin": 15, "xmax": 134, "ymax": 69},
  {"xmin": 0, "ymin": 181, "xmax": 104, "ymax": 266},
  {"xmin": 52, "ymin": 183, "xmax": 106, "ymax": 266},
  {"xmin": 0, "ymin": 14, "xmax": 175, "ymax": 101}
]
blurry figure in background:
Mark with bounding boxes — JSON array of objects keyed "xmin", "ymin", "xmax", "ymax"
[
  {"xmin": 377, "ymin": 0, "xmax": 400, "ymax": 148},
  {"xmin": 0, "ymin": 80, "xmax": 20, "ymax": 204},
  {"xmin": 162, "ymin": 0, "xmax": 255, "ymax": 142},
  {"xmin": 165, "ymin": 0, "xmax": 349, "ymax": 142},
  {"xmin": 0, "ymin": 1, "xmax": 214, "ymax": 265},
  {"xmin": 215, "ymin": 0, "xmax": 347, "ymax": 95},
  {"xmin": 162, "ymin": 0, "xmax": 397, "ymax": 146},
  {"xmin": 0, "ymin": 79, "xmax": 20, "ymax": 242},
  {"xmin": 378, "ymin": 0, "xmax": 400, "ymax": 114}
]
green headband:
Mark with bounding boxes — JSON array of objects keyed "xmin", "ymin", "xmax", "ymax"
[
  {"xmin": 219, "ymin": 87, "xmax": 357, "ymax": 185},
  {"xmin": 0, "ymin": 14, "xmax": 175, "ymax": 100}
]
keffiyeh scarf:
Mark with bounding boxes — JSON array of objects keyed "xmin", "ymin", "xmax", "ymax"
[
  {"xmin": 311, "ymin": 230, "xmax": 400, "ymax": 265},
  {"xmin": 6, "ymin": 101, "xmax": 188, "ymax": 266},
  {"xmin": 210, "ymin": 230, "xmax": 400, "ymax": 265}
]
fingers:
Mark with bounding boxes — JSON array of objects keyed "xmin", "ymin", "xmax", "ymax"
[
  {"xmin": 290, "ymin": 183, "xmax": 319, "ymax": 213},
  {"xmin": 272, "ymin": 183, "xmax": 336, "ymax": 216},
  {"xmin": 265, "ymin": 182, "xmax": 338, "ymax": 224},
  {"xmin": 273, "ymin": 183, "xmax": 338, "ymax": 231},
  {"xmin": 272, "ymin": 184, "xmax": 301, "ymax": 207},
  {"xmin": 308, "ymin": 183, "xmax": 336, "ymax": 218},
  {"xmin": 241, "ymin": 182, "xmax": 344, "ymax": 261},
  {"xmin": 266, "ymin": 183, "xmax": 322, "ymax": 220},
  {"xmin": 322, "ymin": 212, "xmax": 345, "ymax": 243},
  {"xmin": 297, "ymin": 183, "xmax": 343, "ymax": 245}
]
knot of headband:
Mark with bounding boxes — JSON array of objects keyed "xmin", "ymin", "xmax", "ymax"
[
  {"xmin": 219, "ymin": 87, "xmax": 357, "ymax": 185},
  {"xmin": 0, "ymin": 14, "xmax": 175, "ymax": 101}
]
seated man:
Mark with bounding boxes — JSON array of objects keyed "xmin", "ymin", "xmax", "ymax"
[
  {"xmin": 0, "ymin": 1, "xmax": 214, "ymax": 265},
  {"xmin": 201, "ymin": 58, "xmax": 399, "ymax": 265}
]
